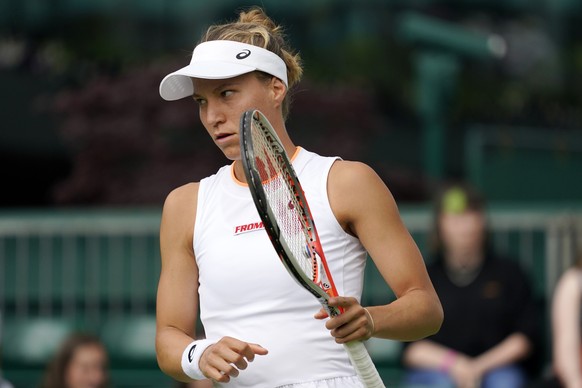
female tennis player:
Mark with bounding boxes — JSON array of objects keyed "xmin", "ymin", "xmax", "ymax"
[{"xmin": 155, "ymin": 7, "xmax": 443, "ymax": 387}]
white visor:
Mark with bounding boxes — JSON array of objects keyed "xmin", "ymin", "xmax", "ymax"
[{"xmin": 159, "ymin": 40, "xmax": 288, "ymax": 101}]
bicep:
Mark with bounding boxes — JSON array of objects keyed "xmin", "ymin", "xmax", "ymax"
[
  {"xmin": 328, "ymin": 161, "xmax": 433, "ymax": 298},
  {"xmin": 155, "ymin": 185, "xmax": 201, "ymax": 379}
]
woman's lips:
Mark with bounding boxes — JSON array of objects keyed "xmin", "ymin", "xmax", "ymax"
[{"xmin": 215, "ymin": 133, "xmax": 235, "ymax": 143}]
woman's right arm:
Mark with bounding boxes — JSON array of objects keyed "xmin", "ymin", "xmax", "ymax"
[
  {"xmin": 156, "ymin": 183, "xmax": 201, "ymax": 382},
  {"xmin": 155, "ymin": 183, "xmax": 269, "ymax": 384},
  {"xmin": 552, "ymin": 268, "xmax": 582, "ymax": 388}
]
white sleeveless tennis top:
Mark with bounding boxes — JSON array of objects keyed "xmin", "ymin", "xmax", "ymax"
[{"xmin": 194, "ymin": 147, "xmax": 367, "ymax": 387}]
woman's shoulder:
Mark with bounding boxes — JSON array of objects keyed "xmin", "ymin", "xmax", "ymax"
[
  {"xmin": 162, "ymin": 164, "xmax": 230, "ymax": 209},
  {"xmin": 327, "ymin": 160, "xmax": 394, "ymax": 206},
  {"xmin": 328, "ymin": 160, "xmax": 382, "ymax": 188},
  {"xmin": 162, "ymin": 182, "xmax": 200, "ymax": 224},
  {"xmin": 159, "ymin": 182, "xmax": 200, "ymax": 252},
  {"xmin": 164, "ymin": 182, "xmax": 199, "ymax": 206},
  {"xmin": 556, "ymin": 267, "xmax": 582, "ymax": 290},
  {"xmin": 299, "ymin": 149, "xmax": 379, "ymax": 183},
  {"xmin": 552, "ymin": 266, "xmax": 582, "ymax": 309}
]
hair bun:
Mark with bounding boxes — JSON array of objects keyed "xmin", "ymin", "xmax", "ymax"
[{"xmin": 238, "ymin": 7, "xmax": 279, "ymax": 33}]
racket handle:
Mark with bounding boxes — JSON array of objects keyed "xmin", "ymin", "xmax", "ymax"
[{"xmin": 343, "ymin": 341, "xmax": 385, "ymax": 388}]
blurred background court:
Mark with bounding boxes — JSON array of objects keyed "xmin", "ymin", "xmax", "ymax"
[{"xmin": 1, "ymin": 0, "xmax": 581, "ymax": 386}]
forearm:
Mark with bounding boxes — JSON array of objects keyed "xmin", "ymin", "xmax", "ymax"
[
  {"xmin": 472, "ymin": 333, "xmax": 531, "ymax": 374},
  {"xmin": 156, "ymin": 325, "xmax": 197, "ymax": 382},
  {"xmin": 367, "ymin": 288, "xmax": 443, "ymax": 341},
  {"xmin": 554, "ymin": 342, "xmax": 582, "ymax": 388},
  {"xmin": 556, "ymin": 365, "xmax": 582, "ymax": 388},
  {"xmin": 403, "ymin": 340, "xmax": 456, "ymax": 369}
]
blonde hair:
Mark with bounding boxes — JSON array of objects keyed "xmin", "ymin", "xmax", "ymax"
[{"xmin": 199, "ymin": 7, "xmax": 303, "ymax": 119}]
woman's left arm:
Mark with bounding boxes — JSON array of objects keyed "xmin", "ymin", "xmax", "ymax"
[
  {"xmin": 471, "ymin": 332, "xmax": 532, "ymax": 374},
  {"xmin": 323, "ymin": 160, "xmax": 443, "ymax": 342},
  {"xmin": 552, "ymin": 269, "xmax": 582, "ymax": 388}
]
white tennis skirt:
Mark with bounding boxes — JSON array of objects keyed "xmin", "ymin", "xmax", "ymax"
[{"xmin": 276, "ymin": 375, "xmax": 364, "ymax": 388}]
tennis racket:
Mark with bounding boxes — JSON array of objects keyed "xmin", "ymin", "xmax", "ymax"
[{"xmin": 239, "ymin": 109, "xmax": 385, "ymax": 388}]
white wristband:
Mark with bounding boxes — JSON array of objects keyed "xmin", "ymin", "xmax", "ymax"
[{"xmin": 181, "ymin": 339, "xmax": 216, "ymax": 380}]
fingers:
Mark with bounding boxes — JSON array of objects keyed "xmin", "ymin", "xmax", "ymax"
[
  {"xmin": 323, "ymin": 297, "xmax": 373, "ymax": 343},
  {"xmin": 450, "ymin": 356, "xmax": 482, "ymax": 388},
  {"xmin": 199, "ymin": 337, "xmax": 268, "ymax": 383},
  {"xmin": 327, "ymin": 296, "xmax": 358, "ymax": 310},
  {"xmin": 313, "ymin": 307, "xmax": 329, "ymax": 320}
]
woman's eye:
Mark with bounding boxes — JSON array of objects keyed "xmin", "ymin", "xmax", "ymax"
[
  {"xmin": 194, "ymin": 98, "xmax": 206, "ymax": 106},
  {"xmin": 221, "ymin": 90, "xmax": 234, "ymax": 98}
]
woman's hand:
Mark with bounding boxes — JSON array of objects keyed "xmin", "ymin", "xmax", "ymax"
[
  {"xmin": 199, "ymin": 336, "xmax": 268, "ymax": 383},
  {"xmin": 449, "ymin": 356, "xmax": 484, "ymax": 388},
  {"xmin": 314, "ymin": 296, "xmax": 375, "ymax": 343}
]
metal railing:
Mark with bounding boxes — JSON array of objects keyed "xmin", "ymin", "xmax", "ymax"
[
  {"xmin": 0, "ymin": 207, "xmax": 580, "ymax": 326},
  {"xmin": 0, "ymin": 209, "xmax": 161, "ymax": 329}
]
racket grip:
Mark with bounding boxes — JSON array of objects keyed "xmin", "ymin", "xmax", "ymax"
[{"xmin": 343, "ymin": 341, "xmax": 385, "ymax": 388}]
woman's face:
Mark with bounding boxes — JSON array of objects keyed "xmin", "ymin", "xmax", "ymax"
[
  {"xmin": 65, "ymin": 344, "xmax": 108, "ymax": 388},
  {"xmin": 192, "ymin": 72, "xmax": 283, "ymax": 161},
  {"xmin": 438, "ymin": 210, "xmax": 486, "ymax": 260}
]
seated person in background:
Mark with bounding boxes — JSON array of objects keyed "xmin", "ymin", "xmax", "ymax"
[
  {"xmin": 401, "ymin": 183, "xmax": 539, "ymax": 388},
  {"xmin": 0, "ymin": 376, "xmax": 14, "ymax": 388},
  {"xmin": 550, "ymin": 253, "xmax": 582, "ymax": 388},
  {"xmin": 0, "ymin": 314, "xmax": 14, "ymax": 388},
  {"xmin": 40, "ymin": 332, "xmax": 109, "ymax": 388},
  {"xmin": 0, "ymin": 377, "xmax": 13, "ymax": 388}
]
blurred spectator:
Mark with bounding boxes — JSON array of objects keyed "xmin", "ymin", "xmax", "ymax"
[
  {"xmin": 0, "ymin": 377, "xmax": 13, "ymax": 388},
  {"xmin": 0, "ymin": 313, "xmax": 14, "ymax": 388},
  {"xmin": 0, "ymin": 363, "xmax": 13, "ymax": 388},
  {"xmin": 40, "ymin": 332, "xmax": 109, "ymax": 388},
  {"xmin": 549, "ymin": 253, "xmax": 582, "ymax": 388},
  {"xmin": 401, "ymin": 183, "xmax": 539, "ymax": 388}
]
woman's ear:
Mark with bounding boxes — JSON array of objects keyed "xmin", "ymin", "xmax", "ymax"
[{"xmin": 270, "ymin": 77, "xmax": 287, "ymax": 108}]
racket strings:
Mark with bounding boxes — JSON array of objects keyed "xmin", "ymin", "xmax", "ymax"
[{"xmin": 251, "ymin": 121, "xmax": 317, "ymax": 281}]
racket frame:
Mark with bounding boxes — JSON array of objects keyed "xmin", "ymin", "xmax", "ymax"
[
  {"xmin": 240, "ymin": 110, "xmax": 340, "ymax": 316},
  {"xmin": 239, "ymin": 109, "xmax": 385, "ymax": 388}
]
